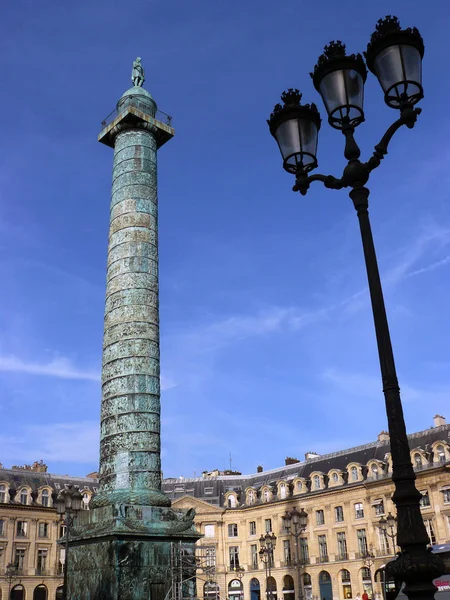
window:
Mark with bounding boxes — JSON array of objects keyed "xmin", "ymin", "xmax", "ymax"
[
  {"xmin": 378, "ymin": 528, "xmax": 390, "ymax": 554},
  {"xmin": 296, "ymin": 481, "xmax": 303, "ymax": 492},
  {"xmin": 354, "ymin": 503, "xmax": 364, "ymax": 519},
  {"xmin": 299, "ymin": 538, "xmax": 309, "ymax": 563},
  {"xmin": 20, "ymin": 489, "xmax": 28, "ymax": 505},
  {"xmin": 263, "ymin": 489, "xmax": 270, "ymax": 503},
  {"xmin": 228, "ymin": 524, "xmax": 238, "ymax": 537},
  {"xmin": 59, "ymin": 524, "xmax": 67, "ymax": 538},
  {"xmin": 248, "ymin": 490, "xmax": 256, "ymax": 504},
  {"xmin": 442, "ymin": 489, "xmax": 450, "ymax": 504},
  {"xmin": 283, "ymin": 539, "xmax": 291, "ymax": 565},
  {"xmin": 341, "ymin": 569, "xmax": 351, "ymax": 583},
  {"xmin": 227, "ymin": 495, "xmax": 236, "ymax": 508},
  {"xmin": 249, "ymin": 521, "xmax": 256, "ymax": 536},
  {"xmin": 279, "ymin": 483, "xmax": 287, "ymax": 499},
  {"xmin": 38, "ymin": 522, "xmax": 49, "ymax": 538},
  {"xmin": 374, "ymin": 500, "xmax": 385, "ymax": 516},
  {"xmin": 82, "ymin": 493, "xmax": 90, "ymax": 509},
  {"xmin": 0, "ymin": 484, "xmax": 6, "ymax": 503},
  {"xmin": 351, "ymin": 466, "xmax": 358, "ymax": 481},
  {"xmin": 316, "ymin": 510, "xmax": 325, "ymax": 526},
  {"xmin": 229, "ymin": 546, "xmax": 240, "ymax": 569},
  {"xmin": 335, "ymin": 506, "xmax": 344, "ymax": 522},
  {"xmin": 313, "ymin": 475, "xmax": 320, "ymax": 490},
  {"xmin": 265, "ymin": 519, "xmax": 272, "ymax": 533},
  {"xmin": 15, "ymin": 549, "xmax": 26, "ymax": 571},
  {"xmin": 204, "ymin": 525, "xmax": 215, "ymax": 538},
  {"xmin": 41, "ymin": 489, "xmax": 49, "ymax": 507},
  {"xmin": 251, "ymin": 544, "xmax": 258, "ymax": 569},
  {"xmin": 303, "ymin": 573, "xmax": 312, "ymax": 586},
  {"xmin": 332, "ymin": 473, "xmax": 339, "ymax": 483},
  {"xmin": 371, "ymin": 464, "xmax": 379, "ymax": 478},
  {"xmin": 205, "ymin": 547, "xmax": 216, "ymax": 568},
  {"xmin": 337, "ymin": 532, "xmax": 347, "ymax": 560},
  {"xmin": 362, "ymin": 567, "xmax": 371, "ymax": 581},
  {"xmin": 357, "ymin": 529, "xmax": 368, "ymax": 555},
  {"xmin": 37, "ymin": 549, "xmax": 47, "ymax": 574},
  {"xmin": 414, "ymin": 453, "xmax": 423, "ymax": 469},
  {"xmin": 424, "ymin": 519, "xmax": 436, "ymax": 544},
  {"xmin": 318, "ymin": 535, "xmax": 328, "ymax": 562},
  {"xmin": 0, "ymin": 519, "xmax": 4, "ymax": 536},
  {"xmin": 436, "ymin": 445, "xmax": 446, "ymax": 463},
  {"xmin": 16, "ymin": 521, "xmax": 28, "ymax": 537},
  {"xmin": 420, "ymin": 491, "xmax": 431, "ymax": 508}
]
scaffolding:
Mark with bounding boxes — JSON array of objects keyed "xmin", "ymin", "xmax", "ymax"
[{"xmin": 166, "ymin": 542, "xmax": 221, "ymax": 600}]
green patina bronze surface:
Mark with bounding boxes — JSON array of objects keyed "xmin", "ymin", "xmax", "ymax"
[{"xmin": 67, "ymin": 60, "xmax": 200, "ymax": 600}]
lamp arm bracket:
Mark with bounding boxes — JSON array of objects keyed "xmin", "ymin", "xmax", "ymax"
[
  {"xmin": 293, "ymin": 172, "xmax": 346, "ymax": 195},
  {"xmin": 365, "ymin": 107, "xmax": 421, "ymax": 174}
]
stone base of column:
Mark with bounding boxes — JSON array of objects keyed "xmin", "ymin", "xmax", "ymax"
[{"xmin": 67, "ymin": 504, "xmax": 200, "ymax": 600}]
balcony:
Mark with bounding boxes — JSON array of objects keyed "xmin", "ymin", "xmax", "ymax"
[
  {"xmin": 318, "ymin": 555, "xmax": 329, "ymax": 564},
  {"xmin": 336, "ymin": 552, "xmax": 348, "ymax": 561}
]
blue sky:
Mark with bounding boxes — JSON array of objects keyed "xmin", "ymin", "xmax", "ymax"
[{"xmin": 1, "ymin": 0, "xmax": 450, "ymax": 479}]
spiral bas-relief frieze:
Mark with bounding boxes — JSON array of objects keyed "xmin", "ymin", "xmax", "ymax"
[{"xmin": 99, "ymin": 128, "xmax": 164, "ymax": 504}]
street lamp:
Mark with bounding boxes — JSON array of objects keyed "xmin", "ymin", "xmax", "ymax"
[
  {"xmin": 267, "ymin": 15, "xmax": 442, "ymax": 600},
  {"xmin": 5, "ymin": 562, "xmax": 20, "ymax": 599},
  {"xmin": 284, "ymin": 508, "xmax": 308, "ymax": 600},
  {"xmin": 362, "ymin": 546, "xmax": 376, "ymax": 597},
  {"xmin": 56, "ymin": 485, "xmax": 82, "ymax": 600},
  {"xmin": 259, "ymin": 532, "xmax": 277, "ymax": 600},
  {"xmin": 379, "ymin": 512, "xmax": 398, "ymax": 550}
]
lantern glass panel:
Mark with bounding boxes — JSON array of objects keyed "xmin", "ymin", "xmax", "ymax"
[
  {"xmin": 319, "ymin": 69, "xmax": 364, "ymax": 127},
  {"xmin": 374, "ymin": 44, "xmax": 422, "ymax": 107},
  {"xmin": 276, "ymin": 118, "xmax": 318, "ymax": 173}
]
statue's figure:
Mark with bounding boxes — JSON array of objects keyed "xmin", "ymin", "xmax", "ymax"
[{"xmin": 132, "ymin": 57, "xmax": 145, "ymax": 87}]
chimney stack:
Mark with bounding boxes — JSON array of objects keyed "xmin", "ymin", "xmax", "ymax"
[
  {"xmin": 285, "ymin": 457, "xmax": 300, "ymax": 465},
  {"xmin": 257, "ymin": 465, "xmax": 263, "ymax": 473},
  {"xmin": 377, "ymin": 431, "xmax": 390, "ymax": 442},
  {"xmin": 433, "ymin": 414, "xmax": 446, "ymax": 427}
]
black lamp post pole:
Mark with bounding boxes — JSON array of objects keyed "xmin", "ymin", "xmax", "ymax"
[
  {"xmin": 259, "ymin": 534, "xmax": 276, "ymax": 600},
  {"xmin": 56, "ymin": 485, "xmax": 82, "ymax": 600},
  {"xmin": 267, "ymin": 15, "xmax": 444, "ymax": 600},
  {"xmin": 284, "ymin": 508, "xmax": 308, "ymax": 600}
]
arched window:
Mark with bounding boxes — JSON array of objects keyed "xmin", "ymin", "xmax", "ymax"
[
  {"xmin": 250, "ymin": 578, "xmax": 260, "ymax": 600},
  {"xmin": 303, "ymin": 573, "xmax": 312, "ymax": 586},
  {"xmin": 267, "ymin": 577, "xmax": 277, "ymax": 600},
  {"xmin": 56, "ymin": 586, "xmax": 64, "ymax": 600},
  {"xmin": 0, "ymin": 484, "xmax": 6, "ymax": 503},
  {"xmin": 204, "ymin": 582, "xmax": 219, "ymax": 600},
  {"xmin": 248, "ymin": 490, "xmax": 256, "ymax": 504},
  {"xmin": 414, "ymin": 453, "xmax": 422, "ymax": 469},
  {"xmin": 332, "ymin": 473, "xmax": 339, "ymax": 483},
  {"xmin": 341, "ymin": 570, "xmax": 351, "ymax": 583},
  {"xmin": 227, "ymin": 495, "xmax": 236, "ymax": 508},
  {"xmin": 371, "ymin": 464, "xmax": 378, "ymax": 477},
  {"xmin": 20, "ymin": 489, "xmax": 28, "ymax": 505},
  {"xmin": 33, "ymin": 584, "xmax": 48, "ymax": 600},
  {"xmin": 313, "ymin": 475, "xmax": 320, "ymax": 490},
  {"xmin": 82, "ymin": 493, "xmax": 90, "ymax": 509},
  {"xmin": 351, "ymin": 466, "xmax": 358, "ymax": 481},
  {"xmin": 436, "ymin": 445, "xmax": 446, "ymax": 463},
  {"xmin": 263, "ymin": 489, "xmax": 270, "ymax": 502},
  {"xmin": 10, "ymin": 585, "xmax": 25, "ymax": 600},
  {"xmin": 296, "ymin": 481, "xmax": 303, "ymax": 492},
  {"xmin": 41, "ymin": 489, "xmax": 49, "ymax": 507},
  {"xmin": 283, "ymin": 575, "xmax": 295, "ymax": 591},
  {"xmin": 279, "ymin": 483, "xmax": 287, "ymax": 499},
  {"xmin": 361, "ymin": 567, "xmax": 371, "ymax": 580}
]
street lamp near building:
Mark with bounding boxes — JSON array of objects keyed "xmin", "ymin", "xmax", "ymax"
[
  {"xmin": 259, "ymin": 532, "xmax": 277, "ymax": 600},
  {"xmin": 379, "ymin": 512, "xmax": 398, "ymax": 551},
  {"xmin": 267, "ymin": 15, "xmax": 443, "ymax": 600},
  {"xmin": 284, "ymin": 508, "xmax": 308, "ymax": 600},
  {"xmin": 56, "ymin": 485, "xmax": 82, "ymax": 600}
]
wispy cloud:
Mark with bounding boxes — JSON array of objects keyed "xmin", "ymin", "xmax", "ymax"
[
  {"xmin": 0, "ymin": 355, "xmax": 99, "ymax": 381},
  {"xmin": 0, "ymin": 421, "xmax": 100, "ymax": 466},
  {"xmin": 405, "ymin": 255, "xmax": 450, "ymax": 279}
]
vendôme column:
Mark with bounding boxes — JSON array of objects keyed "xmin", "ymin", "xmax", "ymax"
[{"xmin": 68, "ymin": 59, "xmax": 200, "ymax": 600}]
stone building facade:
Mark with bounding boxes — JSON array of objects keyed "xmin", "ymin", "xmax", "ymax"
[
  {"xmin": 166, "ymin": 416, "xmax": 450, "ymax": 600},
  {"xmin": 0, "ymin": 416, "xmax": 449, "ymax": 600}
]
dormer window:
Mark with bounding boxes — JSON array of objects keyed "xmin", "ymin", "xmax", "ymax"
[
  {"xmin": 414, "ymin": 453, "xmax": 423, "ymax": 469},
  {"xmin": 0, "ymin": 485, "xmax": 6, "ymax": 503},
  {"xmin": 332, "ymin": 473, "xmax": 339, "ymax": 483},
  {"xmin": 279, "ymin": 483, "xmax": 287, "ymax": 499},
  {"xmin": 247, "ymin": 490, "xmax": 256, "ymax": 505},
  {"xmin": 41, "ymin": 489, "xmax": 49, "ymax": 507},
  {"xmin": 313, "ymin": 475, "xmax": 320, "ymax": 490},
  {"xmin": 436, "ymin": 445, "xmax": 446, "ymax": 464},
  {"xmin": 371, "ymin": 464, "xmax": 379, "ymax": 477},
  {"xmin": 351, "ymin": 466, "xmax": 358, "ymax": 481},
  {"xmin": 20, "ymin": 490, "xmax": 28, "ymax": 505},
  {"xmin": 227, "ymin": 495, "xmax": 237, "ymax": 508},
  {"xmin": 263, "ymin": 489, "xmax": 270, "ymax": 503}
]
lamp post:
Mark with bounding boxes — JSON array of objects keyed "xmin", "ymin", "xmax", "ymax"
[
  {"xmin": 267, "ymin": 15, "xmax": 443, "ymax": 600},
  {"xmin": 362, "ymin": 546, "xmax": 376, "ymax": 597},
  {"xmin": 379, "ymin": 512, "xmax": 398, "ymax": 552},
  {"xmin": 284, "ymin": 508, "xmax": 308, "ymax": 600},
  {"xmin": 56, "ymin": 485, "xmax": 82, "ymax": 600},
  {"xmin": 5, "ymin": 562, "xmax": 20, "ymax": 599},
  {"xmin": 259, "ymin": 532, "xmax": 277, "ymax": 600}
]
